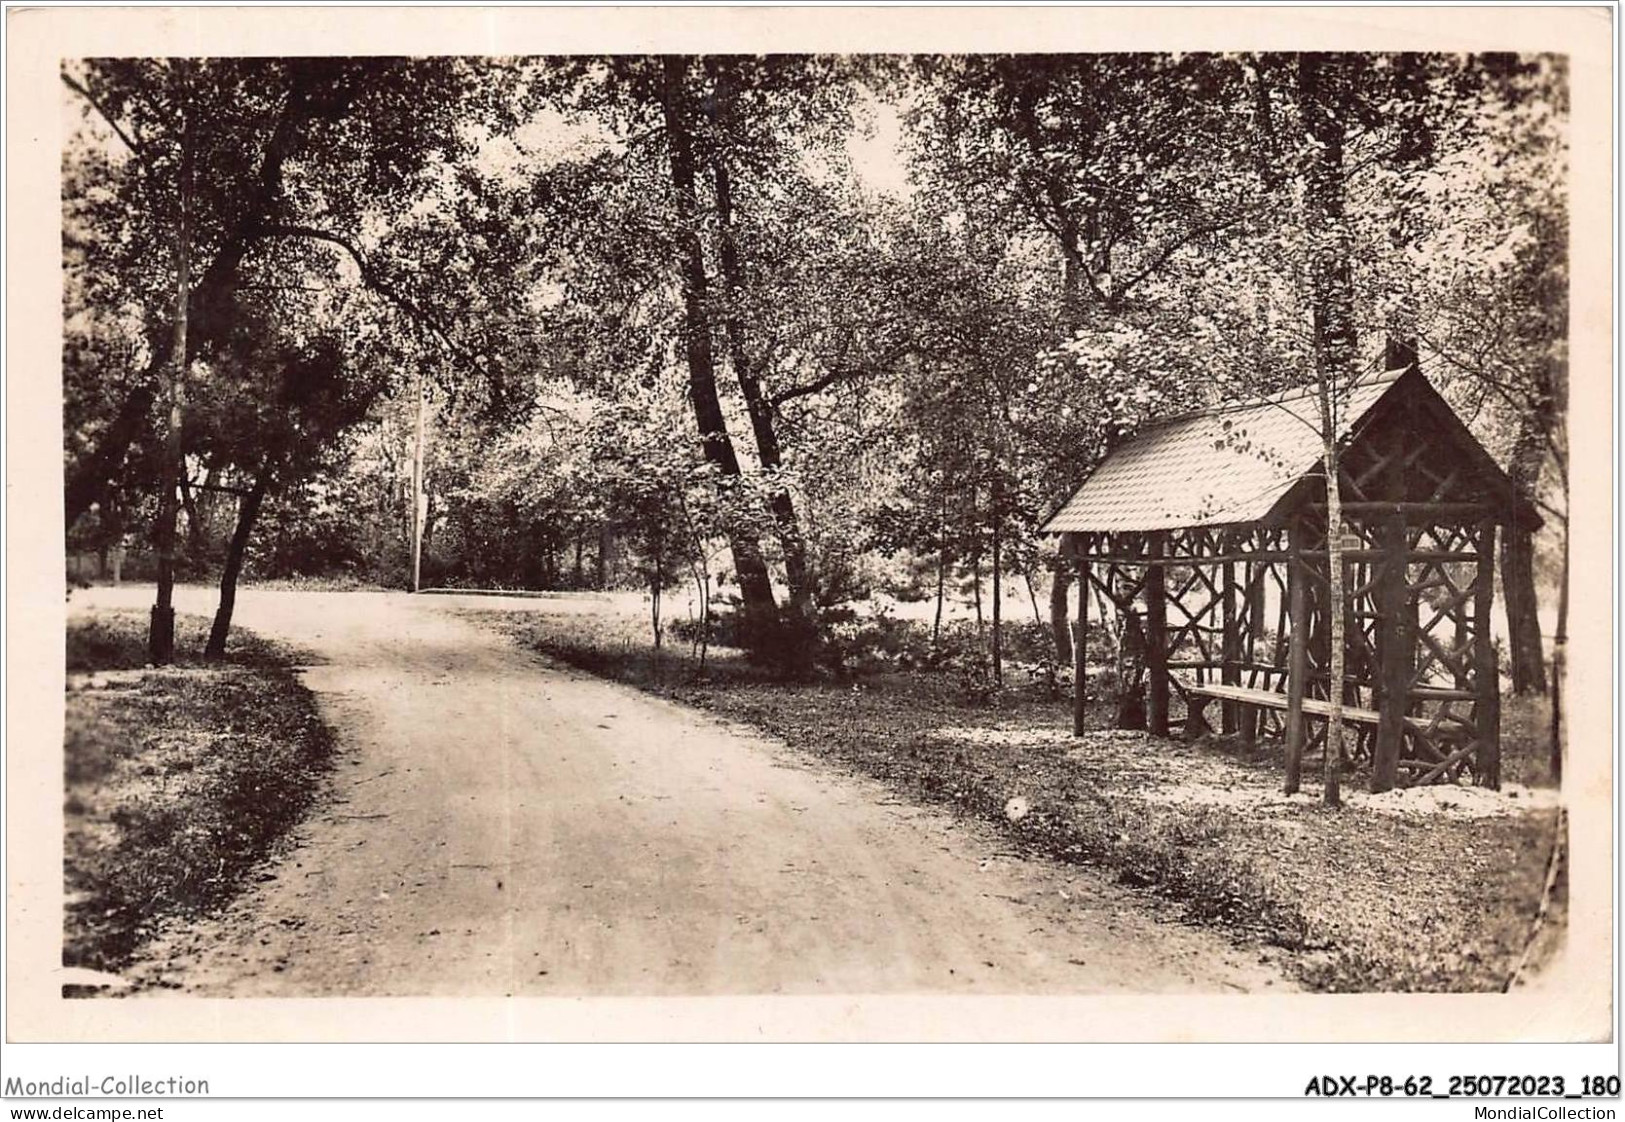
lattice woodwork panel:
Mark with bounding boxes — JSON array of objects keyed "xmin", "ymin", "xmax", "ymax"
[
  {"xmin": 1063, "ymin": 487, "xmax": 1501, "ymax": 788},
  {"xmin": 1087, "ymin": 562, "xmax": 1151, "ymax": 729},
  {"xmin": 1394, "ymin": 518, "xmax": 1493, "ymax": 786},
  {"xmin": 1164, "ymin": 563, "xmax": 1221, "ymax": 665}
]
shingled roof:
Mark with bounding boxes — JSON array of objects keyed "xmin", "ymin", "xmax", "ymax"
[{"xmin": 1042, "ymin": 368, "xmax": 1439, "ymax": 533}]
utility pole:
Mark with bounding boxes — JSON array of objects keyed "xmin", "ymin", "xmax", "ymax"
[
  {"xmin": 149, "ymin": 59, "xmax": 191, "ymax": 665},
  {"xmin": 410, "ymin": 366, "xmax": 426, "ymax": 593},
  {"xmin": 1550, "ymin": 512, "xmax": 1568, "ymax": 783}
]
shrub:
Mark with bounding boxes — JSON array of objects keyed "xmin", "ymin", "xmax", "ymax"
[
  {"xmin": 819, "ymin": 605, "xmax": 939, "ymax": 674},
  {"xmin": 66, "ymin": 614, "xmax": 151, "ymax": 672},
  {"xmin": 734, "ymin": 605, "xmax": 826, "ymax": 679},
  {"xmin": 953, "ymin": 652, "xmax": 1000, "ymax": 707},
  {"xmin": 1093, "ymin": 665, "xmax": 1124, "ymax": 702},
  {"xmin": 1023, "ymin": 656, "xmax": 1066, "ymax": 701},
  {"xmin": 666, "ymin": 613, "xmax": 716, "ymax": 647},
  {"xmin": 999, "ymin": 619, "xmax": 1059, "ymax": 665}
]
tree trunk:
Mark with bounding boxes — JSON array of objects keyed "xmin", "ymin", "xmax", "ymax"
[
  {"xmin": 1050, "ymin": 564, "xmax": 1073, "ymax": 665},
  {"xmin": 179, "ymin": 472, "xmax": 204, "ymax": 571},
  {"xmin": 1046, "ymin": 213, "xmax": 1087, "ymax": 664},
  {"xmin": 1550, "ymin": 511, "xmax": 1568, "ymax": 782},
  {"xmin": 1502, "ymin": 398, "xmax": 1553, "ymax": 693},
  {"xmin": 969, "ymin": 485, "xmax": 983, "ymax": 629},
  {"xmin": 1500, "ymin": 525, "xmax": 1546, "ymax": 693},
  {"xmin": 67, "ymin": 379, "xmax": 157, "ymax": 535},
  {"xmin": 1473, "ymin": 519, "xmax": 1503, "ymax": 788},
  {"xmin": 1371, "ymin": 507, "xmax": 1411, "ymax": 793},
  {"xmin": 660, "ymin": 56, "xmax": 776, "ymax": 620},
  {"xmin": 971, "ymin": 553, "xmax": 983, "ymax": 629},
  {"xmin": 651, "ymin": 557, "xmax": 663, "ymax": 650},
  {"xmin": 932, "ymin": 492, "xmax": 949, "ymax": 644},
  {"xmin": 1013, "ymin": 82, "xmax": 1088, "ymax": 330},
  {"xmin": 1320, "ymin": 463, "xmax": 1347, "ymax": 808},
  {"xmin": 1010, "ymin": 85, "xmax": 1091, "ymax": 667},
  {"xmin": 991, "ymin": 482, "xmax": 1003, "ymax": 686},
  {"xmin": 149, "ymin": 64, "xmax": 192, "ymax": 667},
  {"xmin": 205, "ymin": 469, "xmax": 270, "ymax": 659},
  {"xmin": 421, "ymin": 489, "xmax": 436, "ymax": 566},
  {"xmin": 1300, "ymin": 52, "xmax": 1357, "ymax": 808},
  {"xmin": 932, "ymin": 552, "xmax": 947, "ymax": 645},
  {"xmin": 707, "ymin": 64, "xmax": 812, "ymax": 616},
  {"xmin": 696, "ymin": 566, "xmax": 711, "ymax": 671}
]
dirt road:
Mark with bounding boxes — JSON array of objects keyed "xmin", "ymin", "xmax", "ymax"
[{"xmin": 76, "ymin": 587, "xmax": 1287, "ymax": 996}]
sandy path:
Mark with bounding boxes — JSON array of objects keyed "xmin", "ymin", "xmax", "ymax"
[{"xmin": 76, "ymin": 587, "xmax": 1288, "ymax": 996}]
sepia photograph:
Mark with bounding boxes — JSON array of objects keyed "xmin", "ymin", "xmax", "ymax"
[{"xmin": 5, "ymin": 1, "xmax": 1616, "ymax": 1098}]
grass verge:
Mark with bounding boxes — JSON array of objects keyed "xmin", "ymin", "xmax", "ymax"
[
  {"xmin": 64, "ymin": 608, "xmax": 334, "ymax": 977},
  {"xmin": 476, "ymin": 603, "xmax": 1562, "ymax": 993}
]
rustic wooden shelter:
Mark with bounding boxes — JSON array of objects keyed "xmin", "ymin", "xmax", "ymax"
[{"xmin": 1041, "ymin": 366, "xmax": 1538, "ymax": 793}]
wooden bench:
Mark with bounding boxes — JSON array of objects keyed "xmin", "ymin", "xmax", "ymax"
[
  {"xmin": 1183, "ymin": 683, "xmax": 1385, "ymax": 740},
  {"xmin": 1184, "ymin": 682, "xmax": 1458, "ymax": 740},
  {"xmin": 1184, "ymin": 683, "xmax": 1479, "ymax": 782}
]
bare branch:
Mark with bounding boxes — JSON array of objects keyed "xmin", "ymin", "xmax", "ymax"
[
  {"xmin": 61, "ymin": 71, "xmax": 149, "ymax": 162},
  {"xmin": 1419, "ymin": 331, "xmax": 1540, "ymax": 416},
  {"xmin": 1114, "ymin": 212, "xmax": 1247, "ymax": 303},
  {"xmin": 255, "ymin": 223, "xmax": 482, "ymax": 371},
  {"xmin": 768, "ymin": 342, "xmax": 922, "ymax": 408},
  {"xmin": 769, "ymin": 365, "xmax": 861, "ymax": 409}
]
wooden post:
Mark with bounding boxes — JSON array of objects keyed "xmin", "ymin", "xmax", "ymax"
[
  {"xmin": 410, "ymin": 366, "xmax": 426, "ymax": 594},
  {"xmin": 1372, "ymin": 509, "xmax": 1410, "ymax": 793},
  {"xmin": 1285, "ymin": 519, "xmax": 1309, "ymax": 794},
  {"xmin": 1474, "ymin": 518, "xmax": 1502, "ymax": 789},
  {"xmin": 1310, "ymin": 548, "xmax": 1332, "ymax": 700},
  {"xmin": 1145, "ymin": 534, "xmax": 1170, "ymax": 738},
  {"xmin": 149, "ymin": 61, "xmax": 191, "ymax": 666},
  {"xmin": 1221, "ymin": 559, "xmax": 1240, "ymax": 735},
  {"xmin": 991, "ymin": 479, "xmax": 1003, "ymax": 686},
  {"xmin": 1242, "ymin": 562, "xmax": 1265, "ymax": 743},
  {"xmin": 1073, "ymin": 559, "xmax": 1089, "ymax": 737}
]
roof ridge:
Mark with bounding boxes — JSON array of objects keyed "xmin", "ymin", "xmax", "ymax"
[
  {"xmin": 1039, "ymin": 365, "xmax": 1525, "ymax": 535},
  {"xmin": 1136, "ymin": 367, "xmax": 1407, "ymax": 431}
]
